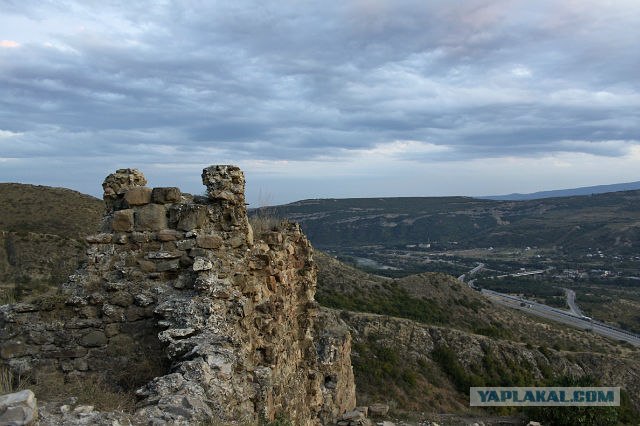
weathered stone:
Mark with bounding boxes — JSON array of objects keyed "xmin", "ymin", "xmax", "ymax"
[
  {"xmin": 157, "ymin": 229, "xmax": 179, "ymax": 242},
  {"xmin": 73, "ymin": 405, "xmax": 94, "ymax": 414},
  {"xmin": 193, "ymin": 257, "xmax": 213, "ymax": 271},
  {"xmin": 134, "ymin": 293, "xmax": 154, "ymax": 307},
  {"xmin": 104, "ymin": 323, "xmax": 119, "ymax": 337},
  {"xmin": 74, "ymin": 358, "xmax": 89, "ymax": 371},
  {"xmin": 152, "ymin": 187, "xmax": 181, "ymax": 204},
  {"xmin": 0, "ymin": 342, "xmax": 28, "ymax": 359},
  {"xmin": 263, "ymin": 232, "xmax": 283, "ymax": 246},
  {"xmin": 102, "ymin": 168, "xmax": 147, "ymax": 211},
  {"xmin": 131, "ymin": 231, "xmax": 154, "ymax": 243},
  {"xmin": 0, "ymin": 390, "xmax": 37, "ymax": 426},
  {"xmin": 173, "ymin": 204, "xmax": 208, "ymax": 231},
  {"xmin": 137, "ymin": 259, "xmax": 156, "ymax": 273},
  {"xmin": 341, "ymin": 410, "xmax": 364, "ymax": 421},
  {"xmin": 229, "ymin": 236, "xmax": 244, "ymax": 248},
  {"xmin": 355, "ymin": 406, "xmax": 368, "ymax": 417},
  {"xmin": 80, "ymin": 330, "xmax": 107, "ymax": 347},
  {"xmin": 124, "ymin": 187, "xmax": 152, "ymax": 206},
  {"xmin": 368, "ymin": 403, "xmax": 389, "ymax": 417},
  {"xmin": 146, "ymin": 251, "xmax": 182, "ymax": 259},
  {"xmin": 156, "ymin": 260, "xmax": 180, "ymax": 272},
  {"xmin": 110, "ymin": 291, "xmax": 134, "ymax": 307},
  {"xmin": 188, "ymin": 248, "xmax": 208, "ymax": 258},
  {"xmin": 47, "ymin": 347, "xmax": 87, "ymax": 359},
  {"xmin": 85, "ymin": 233, "xmax": 112, "ymax": 244},
  {"xmin": 135, "ymin": 204, "xmax": 167, "ymax": 231},
  {"xmin": 176, "ymin": 239, "xmax": 195, "ymax": 250},
  {"xmin": 112, "ymin": 209, "xmax": 134, "ymax": 232},
  {"xmin": 196, "ymin": 234, "xmax": 223, "ymax": 249},
  {"xmin": 202, "ymin": 165, "xmax": 246, "ymax": 205}
]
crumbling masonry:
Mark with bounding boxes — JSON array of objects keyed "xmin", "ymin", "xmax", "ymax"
[{"xmin": 0, "ymin": 166, "xmax": 356, "ymax": 424}]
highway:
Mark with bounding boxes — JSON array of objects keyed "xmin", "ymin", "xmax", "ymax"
[
  {"xmin": 458, "ymin": 263, "xmax": 485, "ymax": 282},
  {"xmin": 458, "ymin": 264, "xmax": 640, "ymax": 347},
  {"xmin": 563, "ymin": 287, "xmax": 585, "ymax": 317},
  {"xmin": 481, "ymin": 289, "xmax": 640, "ymax": 347}
]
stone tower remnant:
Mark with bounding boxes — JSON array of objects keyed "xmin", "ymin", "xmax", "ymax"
[{"xmin": 0, "ymin": 165, "xmax": 356, "ymax": 425}]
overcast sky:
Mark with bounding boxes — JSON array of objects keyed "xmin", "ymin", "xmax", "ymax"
[{"xmin": 1, "ymin": 1, "xmax": 639, "ymax": 204}]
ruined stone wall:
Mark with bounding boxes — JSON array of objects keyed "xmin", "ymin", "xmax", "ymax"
[{"xmin": 0, "ymin": 166, "xmax": 355, "ymax": 425}]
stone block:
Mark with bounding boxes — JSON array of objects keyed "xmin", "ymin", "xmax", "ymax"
[
  {"xmin": 176, "ymin": 239, "xmax": 195, "ymax": 250},
  {"xmin": 229, "ymin": 236, "xmax": 244, "ymax": 248},
  {"xmin": 80, "ymin": 330, "xmax": 107, "ymax": 347},
  {"xmin": 174, "ymin": 204, "xmax": 208, "ymax": 231},
  {"xmin": 138, "ymin": 259, "xmax": 156, "ymax": 273},
  {"xmin": 156, "ymin": 259, "xmax": 180, "ymax": 272},
  {"xmin": 124, "ymin": 187, "xmax": 152, "ymax": 206},
  {"xmin": 131, "ymin": 231, "xmax": 154, "ymax": 243},
  {"xmin": 48, "ymin": 347, "xmax": 88, "ymax": 358},
  {"xmin": 157, "ymin": 229, "xmax": 179, "ymax": 241},
  {"xmin": 85, "ymin": 233, "xmax": 113, "ymax": 244},
  {"xmin": 196, "ymin": 234, "xmax": 223, "ymax": 249},
  {"xmin": 136, "ymin": 204, "xmax": 168, "ymax": 231},
  {"xmin": 0, "ymin": 342, "xmax": 29, "ymax": 359},
  {"xmin": 193, "ymin": 257, "xmax": 213, "ymax": 271},
  {"xmin": 104, "ymin": 323, "xmax": 120, "ymax": 337},
  {"xmin": 368, "ymin": 403, "xmax": 389, "ymax": 417},
  {"xmin": 112, "ymin": 209, "xmax": 134, "ymax": 232},
  {"xmin": 110, "ymin": 291, "xmax": 134, "ymax": 307},
  {"xmin": 0, "ymin": 390, "xmax": 37, "ymax": 426},
  {"xmin": 152, "ymin": 187, "xmax": 181, "ymax": 204}
]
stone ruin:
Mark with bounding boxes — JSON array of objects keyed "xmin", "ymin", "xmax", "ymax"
[{"xmin": 0, "ymin": 165, "xmax": 356, "ymax": 424}]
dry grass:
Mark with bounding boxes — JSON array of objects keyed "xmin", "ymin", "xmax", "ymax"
[
  {"xmin": 26, "ymin": 370, "xmax": 136, "ymax": 412},
  {"xmin": 0, "ymin": 366, "xmax": 14, "ymax": 394},
  {"xmin": 249, "ymin": 213, "xmax": 283, "ymax": 236},
  {"xmin": 0, "ymin": 286, "xmax": 16, "ymax": 305}
]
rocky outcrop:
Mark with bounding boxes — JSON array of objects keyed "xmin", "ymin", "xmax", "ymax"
[
  {"xmin": 341, "ymin": 310, "xmax": 640, "ymax": 413},
  {"xmin": 0, "ymin": 166, "xmax": 356, "ymax": 424}
]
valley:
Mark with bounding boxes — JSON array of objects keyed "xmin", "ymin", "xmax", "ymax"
[{"xmin": 265, "ymin": 190, "xmax": 640, "ymax": 337}]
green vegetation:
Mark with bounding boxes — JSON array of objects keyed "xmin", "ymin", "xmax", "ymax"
[
  {"xmin": 351, "ymin": 337, "xmax": 432, "ymax": 410},
  {"xmin": 524, "ymin": 376, "xmax": 638, "ymax": 426},
  {"xmin": 476, "ymin": 276, "xmax": 567, "ymax": 308},
  {"xmin": 317, "ymin": 285, "xmax": 450, "ymax": 325},
  {"xmin": 431, "ymin": 346, "xmax": 547, "ymax": 393}
]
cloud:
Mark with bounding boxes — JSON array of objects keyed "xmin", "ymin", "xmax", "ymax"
[
  {"xmin": 0, "ymin": 40, "xmax": 20, "ymax": 48},
  {"xmin": 0, "ymin": 1, "xmax": 639, "ymax": 201}
]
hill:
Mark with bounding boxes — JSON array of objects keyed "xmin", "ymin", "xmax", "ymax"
[
  {"xmin": 0, "ymin": 183, "xmax": 103, "ymax": 299},
  {"xmin": 315, "ymin": 252, "xmax": 640, "ymax": 419},
  {"xmin": 264, "ymin": 190, "xmax": 640, "ymax": 253},
  {"xmin": 483, "ymin": 180, "xmax": 640, "ymax": 200}
]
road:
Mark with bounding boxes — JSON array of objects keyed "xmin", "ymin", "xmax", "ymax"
[
  {"xmin": 458, "ymin": 263, "xmax": 484, "ymax": 282},
  {"xmin": 482, "ymin": 289, "xmax": 640, "ymax": 347},
  {"xmin": 458, "ymin": 263, "xmax": 640, "ymax": 347},
  {"xmin": 563, "ymin": 287, "xmax": 584, "ymax": 317}
]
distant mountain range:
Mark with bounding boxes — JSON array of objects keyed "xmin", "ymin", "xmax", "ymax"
[{"xmin": 482, "ymin": 181, "xmax": 640, "ymax": 200}]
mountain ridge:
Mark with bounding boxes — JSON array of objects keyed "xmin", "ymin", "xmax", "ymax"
[{"xmin": 482, "ymin": 180, "xmax": 640, "ymax": 200}]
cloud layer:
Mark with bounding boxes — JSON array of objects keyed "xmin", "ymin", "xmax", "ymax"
[{"xmin": 1, "ymin": 1, "xmax": 639, "ymax": 202}]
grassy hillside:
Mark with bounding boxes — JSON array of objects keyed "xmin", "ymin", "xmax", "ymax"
[
  {"xmin": 0, "ymin": 183, "xmax": 103, "ymax": 300},
  {"xmin": 265, "ymin": 190, "xmax": 640, "ymax": 253}
]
